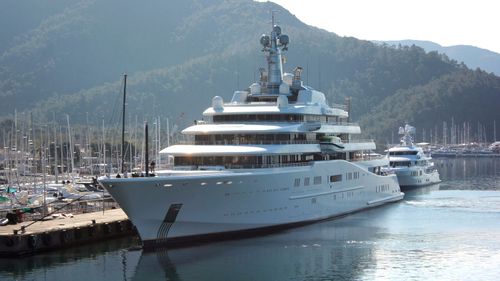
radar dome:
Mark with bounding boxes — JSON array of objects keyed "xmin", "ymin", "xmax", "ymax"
[
  {"xmin": 279, "ymin": 34, "xmax": 289, "ymax": 46},
  {"xmin": 273, "ymin": 25, "xmax": 281, "ymax": 35},
  {"xmin": 260, "ymin": 34, "xmax": 270, "ymax": 47},
  {"xmin": 283, "ymin": 73, "xmax": 293, "ymax": 86},
  {"xmin": 250, "ymin": 83, "xmax": 261, "ymax": 95},
  {"xmin": 212, "ymin": 96, "xmax": 224, "ymax": 111}
]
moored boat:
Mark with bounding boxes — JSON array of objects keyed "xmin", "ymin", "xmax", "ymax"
[
  {"xmin": 385, "ymin": 124, "xmax": 441, "ymax": 188},
  {"xmin": 99, "ymin": 21, "xmax": 404, "ymax": 247}
]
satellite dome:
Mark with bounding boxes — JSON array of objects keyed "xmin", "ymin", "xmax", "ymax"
[
  {"xmin": 279, "ymin": 34, "xmax": 289, "ymax": 46},
  {"xmin": 260, "ymin": 34, "xmax": 270, "ymax": 47},
  {"xmin": 283, "ymin": 73, "xmax": 293, "ymax": 86},
  {"xmin": 212, "ymin": 96, "xmax": 224, "ymax": 111},
  {"xmin": 250, "ymin": 83, "xmax": 261, "ymax": 95},
  {"xmin": 273, "ymin": 25, "xmax": 281, "ymax": 35}
]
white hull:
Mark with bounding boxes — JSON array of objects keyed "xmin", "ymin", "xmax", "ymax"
[
  {"xmin": 101, "ymin": 160, "xmax": 403, "ymax": 245},
  {"xmin": 394, "ymin": 168, "xmax": 441, "ymax": 187}
]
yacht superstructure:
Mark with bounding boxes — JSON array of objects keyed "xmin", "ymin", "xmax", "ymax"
[
  {"xmin": 99, "ymin": 23, "xmax": 403, "ymax": 247},
  {"xmin": 386, "ymin": 124, "xmax": 441, "ymax": 187}
]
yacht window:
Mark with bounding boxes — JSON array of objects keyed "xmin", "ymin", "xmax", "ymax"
[
  {"xmin": 213, "ymin": 114, "xmax": 304, "ymax": 123},
  {"xmin": 313, "ymin": 176, "xmax": 322, "ymax": 185},
  {"xmin": 329, "ymin": 175, "xmax": 342, "ymax": 182},
  {"xmin": 294, "ymin": 178, "xmax": 300, "ymax": 187},
  {"xmin": 304, "ymin": 177, "xmax": 310, "ymax": 186},
  {"xmin": 391, "ymin": 161, "xmax": 411, "ymax": 167},
  {"xmin": 389, "ymin": 151, "xmax": 418, "ymax": 156}
]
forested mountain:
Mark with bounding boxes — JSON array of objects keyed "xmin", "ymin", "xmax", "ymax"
[
  {"xmin": 1, "ymin": 0, "xmax": 499, "ymax": 144},
  {"xmin": 378, "ymin": 40, "xmax": 500, "ymax": 75}
]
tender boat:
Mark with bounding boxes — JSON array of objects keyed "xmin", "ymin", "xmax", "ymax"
[
  {"xmin": 99, "ymin": 22, "xmax": 403, "ymax": 247},
  {"xmin": 385, "ymin": 124, "xmax": 441, "ymax": 188}
]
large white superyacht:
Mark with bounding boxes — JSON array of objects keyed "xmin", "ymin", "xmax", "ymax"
[
  {"xmin": 99, "ymin": 23, "xmax": 403, "ymax": 247},
  {"xmin": 385, "ymin": 124, "xmax": 441, "ymax": 187}
]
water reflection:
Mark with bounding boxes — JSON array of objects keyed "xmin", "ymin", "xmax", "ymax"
[
  {"xmin": 434, "ymin": 157, "xmax": 500, "ymax": 185},
  {"xmin": 0, "ymin": 237, "xmax": 142, "ymax": 281},
  {"xmin": 130, "ymin": 218, "xmax": 387, "ymax": 281}
]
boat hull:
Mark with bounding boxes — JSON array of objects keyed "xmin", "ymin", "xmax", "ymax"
[
  {"xmin": 394, "ymin": 168, "xmax": 441, "ymax": 187},
  {"xmin": 100, "ymin": 160, "xmax": 403, "ymax": 246}
]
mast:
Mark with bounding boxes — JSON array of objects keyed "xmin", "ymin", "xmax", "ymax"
[
  {"xmin": 66, "ymin": 114, "xmax": 74, "ymax": 175},
  {"xmin": 59, "ymin": 126, "xmax": 64, "ymax": 176},
  {"xmin": 102, "ymin": 119, "xmax": 106, "ymax": 175},
  {"xmin": 121, "ymin": 74, "xmax": 127, "ymax": 174},
  {"xmin": 53, "ymin": 113, "xmax": 59, "ymax": 183},
  {"xmin": 259, "ymin": 17, "xmax": 289, "ymax": 95},
  {"xmin": 145, "ymin": 122, "xmax": 149, "ymax": 177},
  {"xmin": 157, "ymin": 116, "xmax": 161, "ymax": 169},
  {"xmin": 42, "ymin": 139, "xmax": 47, "ymax": 217},
  {"xmin": 494, "ymin": 120, "xmax": 497, "ymax": 141}
]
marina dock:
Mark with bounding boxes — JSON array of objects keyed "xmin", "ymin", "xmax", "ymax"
[{"xmin": 0, "ymin": 208, "xmax": 135, "ymax": 257}]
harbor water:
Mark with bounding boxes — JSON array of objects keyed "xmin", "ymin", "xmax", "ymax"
[{"xmin": 0, "ymin": 157, "xmax": 499, "ymax": 281}]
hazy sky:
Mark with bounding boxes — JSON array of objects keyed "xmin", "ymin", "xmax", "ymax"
[{"xmin": 261, "ymin": 0, "xmax": 500, "ymax": 54}]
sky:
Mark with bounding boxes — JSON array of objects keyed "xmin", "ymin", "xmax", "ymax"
[{"xmin": 261, "ymin": 0, "xmax": 500, "ymax": 54}]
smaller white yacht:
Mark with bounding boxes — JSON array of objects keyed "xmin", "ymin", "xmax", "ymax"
[{"xmin": 385, "ymin": 124, "xmax": 441, "ymax": 187}]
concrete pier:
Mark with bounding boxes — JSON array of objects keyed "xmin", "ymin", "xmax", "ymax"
[{"xmin": 0, "ymin": 208, "xmax": 136, "ymax": 257}]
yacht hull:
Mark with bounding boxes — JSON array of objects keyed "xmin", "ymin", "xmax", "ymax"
[
  {"xmin": 394, "ymin": 168, "xmax": 441, "ymax": 187},
  {"xmin": 100, "ymin": 160, "xmax": 403, "ymax": 246}
]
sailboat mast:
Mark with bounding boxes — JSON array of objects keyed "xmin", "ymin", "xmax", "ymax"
[
  {"xmin": 121, "ymin": 74, "xmax": 127, "ymax": 174},
  {"xmin": 53, "ymin": 113, "xmax": 59, "ymax": 183},
  {"xmin": 66, "ymin": 114, "xmax": 74, "ymax": 175},
  {"xmin": 145, "ymin": 122, "xmax": 149, "ymax": 177}
]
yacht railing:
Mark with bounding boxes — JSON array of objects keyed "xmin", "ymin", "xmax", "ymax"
[
  {"xmin": 227, "ymin": 162, "xmax": 312, "ymax": 169},
  {"xmin": 175, "ymin": 161, "xmax": 313, "ymax": 171},
  {"xmin": 348, "ymin": 139, "xmax": 375, "ymax": 144},
  {"xmin": 223, "ymin": 101, "xmax": 348, "ymax": 111},
  {"xmin": 173, "ymin": 153, "xmax": 384, "ymax": 171},
  {"xmin": 199, "ymin": 120, "xmax": 359, "ymax": 126},
  {"xmin": 180, "ymin": 140, "xmax": 319, "ymax": 145},
  {"xmin": 177, "ymin": 139, "xmax": 373, "ymax": 146}
]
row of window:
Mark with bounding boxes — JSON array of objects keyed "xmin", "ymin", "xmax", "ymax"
[
  {"xmin": 346, "ymin": 171, "xmax": 360, "ymax": 180},
  {"xmin": 294, "ymin": 176, "xmax": 322, "ymax": 187},
  {"xmin": 390, "ymin": 160, "xmax": 429, "ymax": 167},
  {"xmin": 212, "ymin": 114, "xmax": 348, "ymax": 124},
  {"xmin": 376, "ymin": 184, "xmax": 390, "ymax": 193},
  {"xmin": 389, "ymin": 151, "xmax": 418, "ymax": 156},
  {"xmin": 175, "ymin": 154, "xmax": 317, "ymax": 168},
  {"xmin": 294, "ymin": 171, "xmax": 360, "ymax": 187},
  {"xmin": 410, "ymin": 170, "xmax": 423, "ymax": 176},
  {"xmin": 193, "ymin": 133, "xmax": 349, "ymax": 145},
  {"xmin": 194, "ymin": 133, "xmax": 319, "ymax": 145}
]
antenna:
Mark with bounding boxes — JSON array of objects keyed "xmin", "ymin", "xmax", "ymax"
[
  {"xmin": 260, "ymin": 13, "xmax": 289, "ymax": 95},
  {"xmin": 271, "ymin": 10, "xmax": 276, "ymax": 28}
]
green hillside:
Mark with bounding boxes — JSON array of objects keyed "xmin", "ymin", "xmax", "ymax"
[
  {"xmin": 1, "ymin": 0, "xmax": 499, "ymax": 144},
  {"xmin": 378, "ymin": 40, "xmax": 500, "ymax": 75}
]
